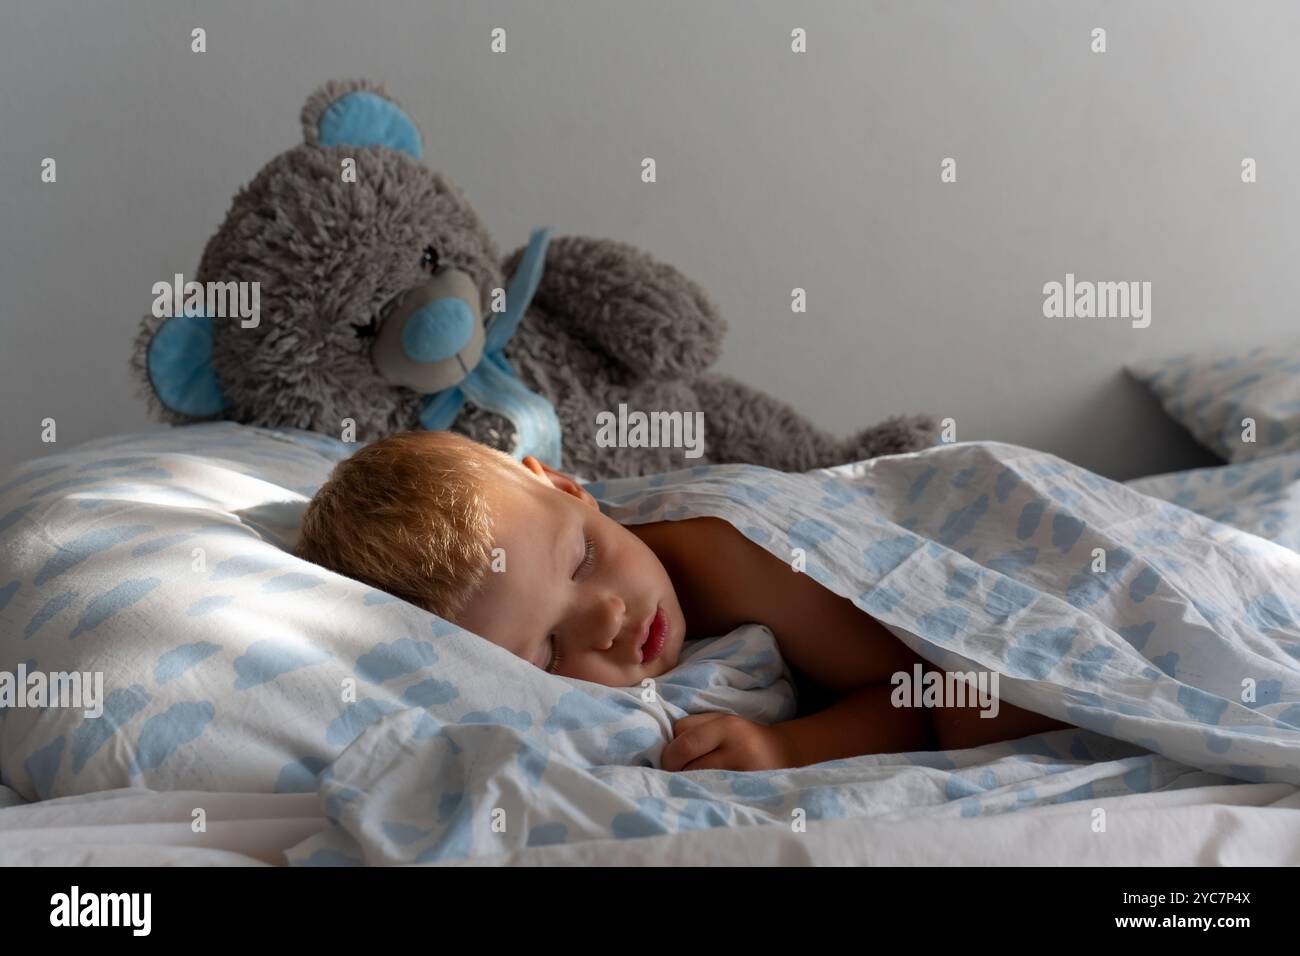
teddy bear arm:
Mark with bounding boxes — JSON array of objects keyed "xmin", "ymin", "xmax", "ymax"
[
  {"xmin": 504, "ymin": 235, "xmax": 727, "ymax": 384},
  {"xmin": 692, "ymin": 373, "xmax": 941, "ymax": 472}
]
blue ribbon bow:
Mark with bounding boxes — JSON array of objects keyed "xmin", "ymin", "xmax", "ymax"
[{"xmin": 418, "ymin": 228, "xmax": 563, "ymax": 468}]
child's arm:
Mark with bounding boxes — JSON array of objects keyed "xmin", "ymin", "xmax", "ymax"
[
  {"xmin": 663, "ymin": 684, "xmax": 935, "ymax": 772},
  {"xmin": 664, "ymin": 685, "xmax": 1066, "ymax": 772},
  {"xmin": 665, "ymin": 517, "xmax": 927, "ymax": 689},
  {"xmin": 655, "ymin": 519, "xmax": 1071, "ymax": 771},
  {"xmin": 773, "ymin": 678, "xmax": 1071, "ymax": 767},
  {"xmin": 928, "ymin": 690, "xmax": 1072, "ymax": 750},
  {"xmin": 773, "ymin": 683, "xmax": 937, "ymax": 766}
]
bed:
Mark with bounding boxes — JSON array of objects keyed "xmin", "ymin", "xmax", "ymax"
[{"xmin": 2, "ymin": 342, "xmax": 1299, "ymax": 865}]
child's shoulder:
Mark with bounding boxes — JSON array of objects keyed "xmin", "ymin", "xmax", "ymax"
[
  {"xmin": 665, "ymin": 515, "xmax": 790, "ymax": 608},
  {"xmin": 630, "ymin": 515, "xmax": 779, "ymax": 639},
  {"xmin": 658, "ymin": 515, "xmax": 762, "ymax": 565}
]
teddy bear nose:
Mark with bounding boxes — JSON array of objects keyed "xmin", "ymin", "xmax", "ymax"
[{"xmin": 399, "ymin": 298, "xmax": 476, "ymax": 363}]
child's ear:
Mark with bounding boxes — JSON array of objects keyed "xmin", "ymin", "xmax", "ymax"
[{"xmin": 522, "ymin": 456, "xmax": 598, "ymax": 508}]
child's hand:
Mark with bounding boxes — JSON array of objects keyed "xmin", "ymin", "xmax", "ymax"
[{"xmin": 661, "ymin": 713, "xmax": 797, "ymax": 772}]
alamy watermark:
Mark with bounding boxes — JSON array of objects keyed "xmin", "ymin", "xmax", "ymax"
[
  {"xmin": 50, "ymin": 886, "xmax": 150, "ymax": 935},
  {"xmin": 1042, "ymin": 273, "xmax": 1150, "ymax": 328},
  {"xmin": 891, "ymin": 663, "xmax": 1000, "ymax": 718},
  {"xmin": 594, "ymin": 404, "xmax": 705, "ymax": 459},
  {"xmin": 151, "ymin": 273, "xmax": 260, "ymax": 328},
  {"xmin": 0, "ymin": 664, "xmax": 103, "ymax": 718}
]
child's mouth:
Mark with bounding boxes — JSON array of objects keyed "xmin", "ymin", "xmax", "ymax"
[{"xmin": 639, "ymin": 605, "xmax": 668, "ymax": 664}]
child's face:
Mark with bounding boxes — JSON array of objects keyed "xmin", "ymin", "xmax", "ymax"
[{"xmin": 453, "ymin": 456, "xmax": 686, "ymax": 687}]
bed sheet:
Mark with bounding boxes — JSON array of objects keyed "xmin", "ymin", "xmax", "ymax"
[{"xmin": 4, "ymin": 780, "xmax": 1298, "ymax": 865}]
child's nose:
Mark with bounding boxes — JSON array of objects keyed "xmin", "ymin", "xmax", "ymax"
[{"xmin": 584, "ymin": 593, "xmax": 626, "ymax": 650}]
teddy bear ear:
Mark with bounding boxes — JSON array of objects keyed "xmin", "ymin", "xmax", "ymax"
[
  {"xmin": 143, "ymin": 311, "xmax": 230, "ymax": 417},
  {"xmin": 301, "ymin": 78, "xmax": 423, "ymax": 160}
]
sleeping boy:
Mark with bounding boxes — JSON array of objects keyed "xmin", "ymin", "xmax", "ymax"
[{"xmin": 296, "ymin": 431, "xmax": 1069, "ymax": 773}]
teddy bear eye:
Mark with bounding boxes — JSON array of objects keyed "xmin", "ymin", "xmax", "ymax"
[{"xmin": 421, "ymin": 245, "xmax": 440, "ymax": 272}]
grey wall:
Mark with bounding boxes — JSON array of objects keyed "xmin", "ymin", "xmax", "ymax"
[{"xmin": 4, "ymin": 0, "xmax": 1296, "ymax": 479}]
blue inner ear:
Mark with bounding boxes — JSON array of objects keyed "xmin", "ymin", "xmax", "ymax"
[
  {"xmin": 146, "ymin": 313, "xmax": 229, "ymax": 417},
  {"xmin": 317, "ymin": 91, "xmax": 423, "ymax": 160}
]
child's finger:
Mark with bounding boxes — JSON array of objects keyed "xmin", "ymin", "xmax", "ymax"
[
  {"xmin": 671, "ymin": 712, "xmax": 729, "ymax": 736},
  {"xmin": 679, "ymin": 749, "xmax": 737, "ymax": 772},
  {"xmin": 661, "ymin": 717, "xmax": 730, "ymax": 771}
]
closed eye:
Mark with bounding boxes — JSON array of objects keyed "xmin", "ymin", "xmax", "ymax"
[
  {"xmin": 574, "ymin": 534, "xmax": 596, "ymax": 579},
  {"xmin": 544, "ymin": 534, "xmax": 596, "ymax": 673}
]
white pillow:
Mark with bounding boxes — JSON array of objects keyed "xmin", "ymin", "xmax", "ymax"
[
  {"xmin": 0, "ymin": 423, "xmax": 786, "ymax": 801},
  {"xmin": 1127, "ymin": 340, "xmax": 1300, "ymax": 463}
]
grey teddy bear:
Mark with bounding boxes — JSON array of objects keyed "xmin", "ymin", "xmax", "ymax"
[{"xmin": 131, "ymin": 78, "xmax": 939, "ymax": 477}]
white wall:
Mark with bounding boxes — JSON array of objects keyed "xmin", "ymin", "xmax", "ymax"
[{"xmin": 4, "ymin": 0, "xmax": 1296, "ymax": 478}]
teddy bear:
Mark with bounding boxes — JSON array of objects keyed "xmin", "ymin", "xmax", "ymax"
[{"xmin": 130, "ymin": 77, "xmax": 940, "ymax": 478}]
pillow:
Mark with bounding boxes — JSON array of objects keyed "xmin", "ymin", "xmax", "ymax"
[
  {"xmin": 1125, "ymin": 451, "xmax": 1300, "ymax": 555},
  {"xmin": 0, "ymin": 423, "xmax": 789, "ymax": 801},
  {"xmin": 1126, "ymin": 340, "xmax": 1300, "ymax": 463}
]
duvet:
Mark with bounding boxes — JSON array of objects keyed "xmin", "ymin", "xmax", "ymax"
[{"xmin": 290, "ymin": 441, "xmax": 1300, "ymax": 863}]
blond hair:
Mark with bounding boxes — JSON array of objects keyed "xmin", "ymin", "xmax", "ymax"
[{"xmin": 296, "ymin": 430, "xmax": 528, "ymax": 620}]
